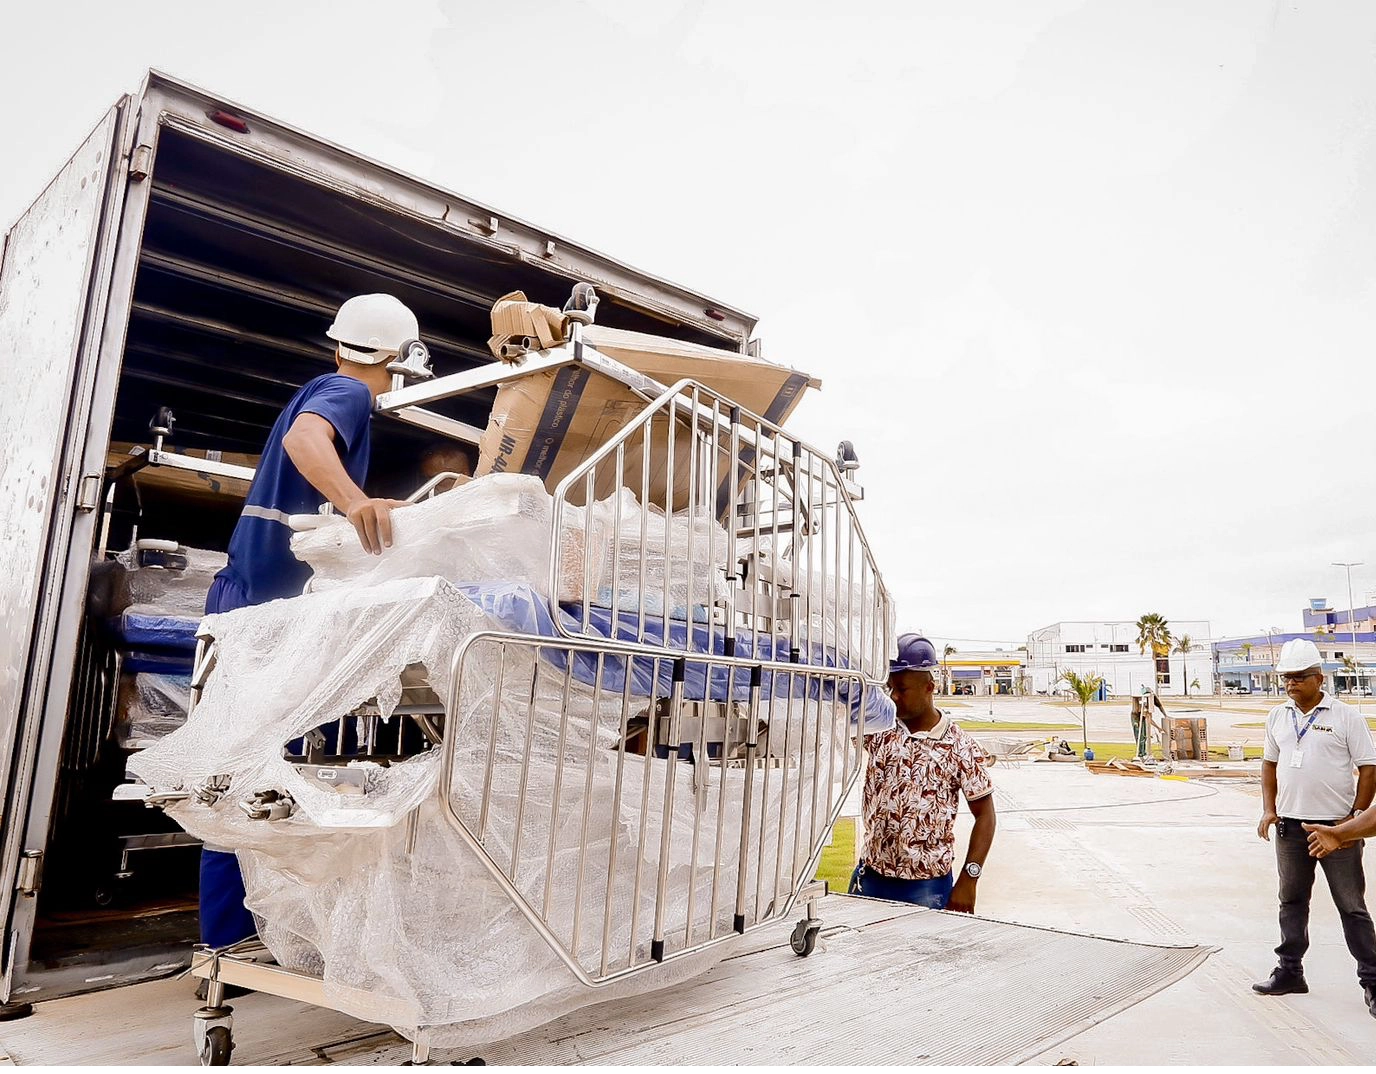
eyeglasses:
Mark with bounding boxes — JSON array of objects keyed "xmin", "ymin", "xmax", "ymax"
[{"xmin": 1281, "ymin": 672, "xmax": 1319, "ymax": 683}]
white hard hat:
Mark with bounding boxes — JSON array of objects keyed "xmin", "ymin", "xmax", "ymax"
[
  {"xmin": 1276, "ymin": 638, "xmax": 1323, "ymax": 674},
  {"xmin": 327, "ymin": 294, "xmax": 419, "ymax": 366}
]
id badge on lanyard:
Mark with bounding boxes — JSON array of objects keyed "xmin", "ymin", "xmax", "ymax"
[{"xmin": 1291, "ymin": 709, "xmax": 1319, "ymax": 768}]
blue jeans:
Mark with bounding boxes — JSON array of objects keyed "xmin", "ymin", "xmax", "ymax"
[
  {"xmin": 848, "ymin": 862, "xmax": 953, "ymax": 908},
  {"xmin": 199, "ymin": 574, "xmax": 256, "ymax": 948}
]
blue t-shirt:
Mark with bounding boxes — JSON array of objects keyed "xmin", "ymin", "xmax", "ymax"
[{"xmin": 218, "ymin": 374, "xmax": 373, "ymax": 605}]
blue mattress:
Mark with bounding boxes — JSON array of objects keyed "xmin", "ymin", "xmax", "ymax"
[
  {"xmin": 459, "ymin": 582, "xmax": 895, "ymax": 732},
  {"xmin": 110, "ymin": 611, "xmax": 200, "ymax": 655}
]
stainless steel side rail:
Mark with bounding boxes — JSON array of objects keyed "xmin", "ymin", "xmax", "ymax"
[{"xmin": 439, "ymin": 628, "xmax": 873, "ymax": 989}]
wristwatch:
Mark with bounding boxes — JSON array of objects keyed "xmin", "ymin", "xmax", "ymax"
[{"xmin": 963, "ymin": 862, "xmax": 982, "ymax": 880}]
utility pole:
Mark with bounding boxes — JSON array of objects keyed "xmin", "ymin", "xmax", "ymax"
[{"xmin": 1333, "ymin": 561, "xmax": 1363, "ymax": 714}]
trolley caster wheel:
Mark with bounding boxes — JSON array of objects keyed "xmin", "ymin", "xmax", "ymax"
[
  {"xmin": 93, "ymin": 886, "xmax": 114, "ymax": 908},
  {"xmin": 201, "ymin": 1025, "xmax": 233, "ymax": 1066},
  {"xmin": 194, "ymin": 1006, "xmax": 234, "ymax": 1066},
  {"xmin": 789, "ymin": 919, "xmax": 821, "ymax": 957}
]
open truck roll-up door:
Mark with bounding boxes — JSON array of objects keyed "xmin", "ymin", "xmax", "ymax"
[{"xmin": 0, "ymin": 99, "xmax": 138, "ymax": 1001}]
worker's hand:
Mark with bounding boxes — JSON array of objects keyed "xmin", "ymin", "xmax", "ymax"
[
  {"xmin": 1257, "ymin": 811, "xmax": 1278, "ymax": 842},
  {"xmin": 947, "ymin": 875, "xmax": 978, "ymax": 914},
  {"xmin": 1302, "ymin": 823, "xmax": 1345, "ymax": 859},
  {"xmin": 344, "ymin": 497, "xmax": 407, "ymax": 555}
]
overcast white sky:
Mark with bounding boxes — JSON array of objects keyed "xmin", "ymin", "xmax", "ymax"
[{"xmin": 5, "ymin": 0, "xmax": 1375, "ymax": 646}]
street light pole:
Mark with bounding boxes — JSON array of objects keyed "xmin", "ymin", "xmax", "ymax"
[
  {"xmin": 1262, "ymin": 626, "xmax": 1277, "ymax": 696},
  {"xmin": 1333, "ymin": 561, "xmax": 1363, "ymax": 714}
]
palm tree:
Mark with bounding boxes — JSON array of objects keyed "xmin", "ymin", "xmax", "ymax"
[
  {"xmin": 1136, "ymin": 613, "xmax": 1173, "ymax": 690},
  {"xmin": 1240, "ymin": 642, "xmax": 1254, "ymax": 693},
  {"xmin": 942, "ymin": 645, "xmax": 955, "ymax": 696},
  {"xmin": 1060, "ymin": 669, "xmax": 1104, "ymax": 753},
  {"xmin": 1174, "ymin": 634, "xmax": 1194, "ymax": 696}
]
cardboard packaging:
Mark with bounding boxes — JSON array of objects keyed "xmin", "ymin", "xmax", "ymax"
[{"xmin": 475, "ymin": 324, "xmax": 819, "ymax": 513}]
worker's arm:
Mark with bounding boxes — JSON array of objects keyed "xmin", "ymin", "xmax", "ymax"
[
  {"xmin": 1258, "ymin": 760, "xmax": 1279, "ymax": 841},
  {"xmin": 1357, "ymin": 762, "xmax": 1376, "ymax": 812},
  {"xmin": 282, "ymin": 413, "xmax": 403, "ymax": 555},
  {"xmin": 947, "ymin": 792, "xmax": 995, "ymax": 914},
  {"xmin": 1305, "ymin": 764, "xmax": 1376, "ymax": 857}
]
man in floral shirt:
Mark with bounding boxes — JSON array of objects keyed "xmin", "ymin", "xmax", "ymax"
[{"xmin": 849, "ymin": 633, "xmax": 997, "ymax": 911}]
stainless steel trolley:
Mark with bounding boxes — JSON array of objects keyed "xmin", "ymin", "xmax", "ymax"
[{"xmin": 177, "ymin": 288, "xmax": 894, "ymax": 1065}]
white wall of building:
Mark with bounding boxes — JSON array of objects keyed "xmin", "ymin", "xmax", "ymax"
[{"xmin": 1026, "ymin": 620, "xmax": 1214, "ymax": 697}]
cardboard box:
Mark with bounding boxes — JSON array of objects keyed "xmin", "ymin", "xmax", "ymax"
[{"xmin": 475, "ymin": 326, "xmax": 818, "ymax": 513}]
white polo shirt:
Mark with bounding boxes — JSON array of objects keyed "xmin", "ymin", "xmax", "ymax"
[{"xmin": 1264, "ymin": 692, "xmax": 1376, "ymax": 820}]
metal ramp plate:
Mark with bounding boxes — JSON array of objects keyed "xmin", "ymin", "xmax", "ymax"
[{"xmin": 0, "ymin": 894, "xmax": 1212, "ymax": 1066}]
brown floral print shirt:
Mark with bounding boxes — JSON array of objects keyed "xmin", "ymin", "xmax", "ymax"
[{"xmin": 861, "ymin": 713, "xmax": 993, "ymax": 880}]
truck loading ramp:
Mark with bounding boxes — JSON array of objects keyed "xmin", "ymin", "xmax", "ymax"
[{"xmin": 0, "ymin": 893, "xmax": 1212, "ymax": 1066}]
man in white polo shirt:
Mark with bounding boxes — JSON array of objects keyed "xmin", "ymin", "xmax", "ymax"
[{"xmin": 1254, "ymin": 638, "xmax": 1376, "ymax": 1018}]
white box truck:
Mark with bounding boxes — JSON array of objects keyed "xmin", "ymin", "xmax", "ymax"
[{"xmin": 0, "ymin": 70, "xmax": 758, "ymax": 1010}]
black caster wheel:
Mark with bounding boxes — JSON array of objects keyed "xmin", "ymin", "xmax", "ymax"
[
  {"xmin": 202, "ymin": 1025, "xmax": 233, "ymax": 1066},
  {"xmin": 789, "ymin": 920, "xmax": 820, "ymax": 957},
  {"xmin": 94, "ymin": 886, "xmax": 114, "ymax": 908}
]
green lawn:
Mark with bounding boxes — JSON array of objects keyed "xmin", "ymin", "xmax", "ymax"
[
  {"xmin": 956, "ymin": 720, "xmax": 1079, "ymax": 732},
  {"xmin": 1076, "ymin": 740, "xmax": 1264, "ymax": 762},
  {"xmin": 814, "ymin": 816, "xmax": 857, "ymax": 891}
]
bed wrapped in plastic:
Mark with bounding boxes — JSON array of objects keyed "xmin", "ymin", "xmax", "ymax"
[
  {"xmin": 127, "ymin": 474, "xmax": 893, "ymax": 1049},
  {"xmin": 106, "ymin": 546, "xmax": 224, "ymax": 745}
]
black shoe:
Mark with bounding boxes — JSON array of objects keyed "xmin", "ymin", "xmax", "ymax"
[
  {"xmin": 1364, "ymin": 985, "xmax": 1376, "ymax": 1018},
  {"xmin": 195, "ymin": 979, "xmax": 252, "ymax": 1003},
  {"xmin": 1252, "ymin": 968, "xmax": 1308, "ymax": 996}
]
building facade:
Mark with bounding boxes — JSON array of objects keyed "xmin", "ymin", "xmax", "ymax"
[
  {"xmin": 1213, "ymin": 598, "xmax": 1376, "ymax": 696},
  {"xmin": 940, "ymin": 649, "xmax": 1026, "ymax": 696},
  {"xmin": 1025, "ymin": 620, "xmax": 1214, "ymax": 697}
]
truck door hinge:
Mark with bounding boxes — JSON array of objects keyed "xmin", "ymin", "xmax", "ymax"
[
  {"xmin": 15, "ymin": 852, "xmax": 41, "ymax": 897},
  {"xmin": 75, "ymin": 473, "xmax": 102, "ymax": 512},
  {"xmin": 129, "ymin": 143, "xmax": 153, "ymax": 182}
]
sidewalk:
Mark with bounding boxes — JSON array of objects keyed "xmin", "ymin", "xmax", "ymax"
[{"xmin": 964, "ymin": 762, "xmax": 1372, "ymax": 1064}]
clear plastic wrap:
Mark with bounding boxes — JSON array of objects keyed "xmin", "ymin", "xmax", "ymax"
[
  {"xmin": 115, "ymin": 671, "xmax": 192, "ymax": 748},
  {"xmin": 291, "ymin": 475, "xmax": 555, "ymax": 597},
  {"xmin": 128, "ymin": 475, "xmax": 854, "ymax": 1049},
  {"xmin": 578, "ymin": 490, "xmax": 729, "ymax": 619},
  {"xmin": 113, "ymin": 546, "xmax": 226, "ymax": 619}
]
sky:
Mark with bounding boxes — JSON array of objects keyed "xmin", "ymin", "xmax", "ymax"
[{"xmin": 4, "ymin": 0, "xmax": 1375, "ymax": 646}]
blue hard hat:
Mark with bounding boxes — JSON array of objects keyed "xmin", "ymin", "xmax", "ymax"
[{"xmin": 890, "ymin": 633, "xmax": 940, "ymax": 675}]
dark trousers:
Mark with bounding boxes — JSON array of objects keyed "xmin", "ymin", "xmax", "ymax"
[{"xmin": 1275, "ymin": 817, "xmax": 1376, "ymax": 987}]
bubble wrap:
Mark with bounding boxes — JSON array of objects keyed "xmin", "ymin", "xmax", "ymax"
[
  {"xmin": 291, "ymin": 475, "xmax": 556, "ymax": 597},
  {"xmin": 578, "ymin": 489, "xmax": 730, "ymax": 619},
  {"xmin": 127, "ymin": 480, "xmax": 841, "ymax": 1049},
  {"xmin": 114, "ymin": 545, "xmax": 226, "ymax": 618}
]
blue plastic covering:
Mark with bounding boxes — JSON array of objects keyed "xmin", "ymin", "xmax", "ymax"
[
  {"xmin": 459, "ymin": 583, "xmax": 895, "ymax": 732},
  {"xmin": 110, "ymin": 611, "xmax": 200, "ymax": 654},
  {"xmin": 123, "ymin": 651, "xmax": 194, "ymax": 675}
]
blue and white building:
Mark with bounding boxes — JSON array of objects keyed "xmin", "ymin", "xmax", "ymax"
[{"xmin": 1212, "ymin": 598, "xmax": 1376, "ymax": 696}]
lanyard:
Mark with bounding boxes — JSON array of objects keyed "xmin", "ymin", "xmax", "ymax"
[{"xmin": 1291, "ymin": 708, "xmax": 1320, "ymax": 745}]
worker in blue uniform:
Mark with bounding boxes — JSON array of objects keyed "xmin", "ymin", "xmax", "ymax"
[{"xmin": 198, "ymin": 293, "xmax": 421, "ymax": 950}]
